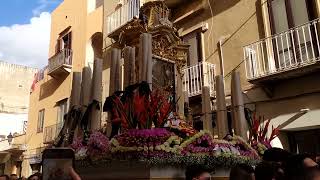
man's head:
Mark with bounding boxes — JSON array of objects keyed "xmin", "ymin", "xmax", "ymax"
[
  {"xmin": 229, "ymin": 164, "xmax": 255, "ymax": 180},
  {"xmin": 0, "ymin": 175, "xmax": 9, "ymax": 180},
  {"xmin": 263, "ymin": 148, "xmax": 291, "ymax": 165},
  {"xmin": 285, "ymin": 154, "xmax": 319, "ymax": 179},
  {"xmin": 255, "ymin": 161, "xmax": 284, "ymax": 180},
  {"xmin": 185, "ymin": 166, "xmax": 212, "ymax": 180}
]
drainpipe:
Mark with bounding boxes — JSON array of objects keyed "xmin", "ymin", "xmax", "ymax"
[
  {"xmin": 218, "ymin": 35, "xmax": 231, "ymax": 76},
  {"xmin": 218, "ymin": 40, "xmax": 225, "ymax": 76}
]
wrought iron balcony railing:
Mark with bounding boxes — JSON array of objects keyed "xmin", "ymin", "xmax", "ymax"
[
  {"xmin": 107, "ymin": 0, "xmax": 142, "ymax": 35},
  {"xmin": 182, "ymin": 62, "xmax": 216, "ymax": 97},
  {"xmin": 43, "ymin": 122, "xmax": 63, "ymax": 144},
  {"xmin": 48, "ymin": 49, "xmax": 72, "ymax": 77},
  {"xmin": 244, "ymin": 18, "xmax": 320, "ymax": 81}
]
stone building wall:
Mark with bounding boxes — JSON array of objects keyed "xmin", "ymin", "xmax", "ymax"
[{"xmin": 0, "ymin": 61, "xmax": 37, "ymax": 114}]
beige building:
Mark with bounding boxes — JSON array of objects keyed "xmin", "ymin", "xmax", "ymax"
[
  {"xmin": 18, "ymin": 0, "xmax": 103, "ymax": 177},
  {"xmin": 0, "ymin": 61, "xmax": 37, "ymax": 176},
  {"xmin": 103, "ymin": 0, "xmax": 320, "ymax": 155}
]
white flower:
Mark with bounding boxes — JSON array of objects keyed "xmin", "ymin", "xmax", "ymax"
[
  {"xmin": 155, "ymin": 146, "xmax": 161, "ymax": 151},
  {"xmin": 149, "ymin": 146, "xmax": 154, "ymax": 152},
  {"xmin": 75, "ymin": 147, "xmax": 88, "ymax": 160}
]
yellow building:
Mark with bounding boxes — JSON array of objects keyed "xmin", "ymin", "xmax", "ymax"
[
  {"xmin": 23, "ymin": 0, "xmax": 103, "ymax": 177},
  {"xmin": 103, "ymin": 0, "xmax": 320, "ymax": 155}
]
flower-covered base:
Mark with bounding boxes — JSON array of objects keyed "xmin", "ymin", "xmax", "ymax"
[{"xmin": 72, "ymin": 129, "xmax": 260, "ymax": 172}]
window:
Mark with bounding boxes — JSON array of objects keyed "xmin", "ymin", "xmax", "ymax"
[
  {"xmin": 183, "ymin": 31, "xmax": 203, "ymax": 66},
  {"xmin": 56, "ymin": 31, "xmax": 72, "ymax": 53},
  {"xmin": 57, "ymin": 99, "xmax": 68, "ymax": 124},
  {"xmin": 37, "ymin": 109, "xmax": 45, "ymax": 133}
]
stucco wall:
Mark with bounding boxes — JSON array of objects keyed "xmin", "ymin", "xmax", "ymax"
[
  {"xmin": 0, "ymin": 61, "xmax": 37, "ymax": 114},
  {"xmin": 175, "ymin": 0, "xmax": 265, "ymax": 93}
]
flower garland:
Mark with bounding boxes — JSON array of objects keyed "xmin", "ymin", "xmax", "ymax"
[{"xmin": 73, "ymin": 130, "xmax": 261, "ymax": 169}]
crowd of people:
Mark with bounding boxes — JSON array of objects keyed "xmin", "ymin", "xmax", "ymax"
[
  {"xmin": 0, "ymin": 167, "xmax": 82, "ymax": 180},
  {"xmin": 0, "ymin": 148, "xmax": 319, "ymax": 180},
  {"xmin": 0, "ymin": 172, "xmax": 41, "ymax": 180},
  {"xmin": 186, "ymin": 148, "xmax": 320, "ymax": 180}
]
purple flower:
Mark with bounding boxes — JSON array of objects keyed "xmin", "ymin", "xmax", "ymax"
[
  {"xmin": 87, "ymin": 131, "xmax": 109, "ymax": 157},
  {"xmin": 71, "ymin": 137, "xmax": 84, "ymax": 151}
]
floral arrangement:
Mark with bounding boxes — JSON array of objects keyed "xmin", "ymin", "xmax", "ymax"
[
  {"xmin": 248, "ymin": 114, "xmax": 279, "ymax": 156},
  {"xmin": 72, "ymin": 83, "xmax": 263, "ymax": 169},
  {"xmin": 106, "ymin": 129, "xmax": 259, "ymax": 168},
  {"xmin": 104, "ymin": 82, "xmax": 174, "ymax": 132},
  {"xmin": 72, "ymin": 129, "xmax": 260, "ymax": 169},
  {"xmin": 71, "ymin": 131, "xmax": 109, "ymax": 160},
  {"xmin": 164, "ymin": 112, "xmax": 197, "ymax": 138}
]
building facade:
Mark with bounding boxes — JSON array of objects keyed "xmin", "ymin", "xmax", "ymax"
[
  {"xmin": 103, "ymin": 0, "xmax": 320, "ymax": 156},
  {"xmin": 0, "ymin": 61, "xmax": 37, "ymax": 176},
  {"xmin": 21, "ymin": 0, "xmax": 103, "ymax": 177}
]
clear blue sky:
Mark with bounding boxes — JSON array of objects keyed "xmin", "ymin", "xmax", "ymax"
[{"xmin": 0, "ymin": 0, "xmax": 62, "ymax": 26}]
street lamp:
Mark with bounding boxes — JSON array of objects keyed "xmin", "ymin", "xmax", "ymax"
[{"xmin": 7, "ymin": 133, "xmax": 13, "ymax": 145}]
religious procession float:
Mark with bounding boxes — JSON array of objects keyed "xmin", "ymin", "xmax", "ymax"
[
  {"xmin": 55, "ymin": 82, "xmax": 278, "ymax": 179},
  {"xmin": 51, "ymin": 1, "xmax": 279, "ymax": 179}
]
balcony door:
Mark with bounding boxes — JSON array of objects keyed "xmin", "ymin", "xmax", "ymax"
[
  {"xmin": 268, "ymin": 0, "xmax": 318, "ymax": 68},
  {"xmin": 183, "ymin": 31, "xmax": 203, "ymax": 96},
  {"xmin": 56, "ymin": 31, "xmax": 72, "ymax": 53}
]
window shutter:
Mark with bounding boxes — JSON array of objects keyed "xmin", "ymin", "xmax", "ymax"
[
  {"xmin": 68, "ymin": 32, "xmax": 72, "ymax": 50},
  {"xmin": 56, "ymin": 39, "xmax": 61, "ymax": 53}
]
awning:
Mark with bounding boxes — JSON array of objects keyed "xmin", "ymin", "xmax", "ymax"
[
  {"xmin": 268, "ymin": 112, "xmax": 303, "ymax": 130},
  {"xmin": 281, "ymin": 109, "xmax": 320, "ymax": 131},
  {"xmin": 264, "ymin": 111, "xmax": 307, "ymax": 136}
]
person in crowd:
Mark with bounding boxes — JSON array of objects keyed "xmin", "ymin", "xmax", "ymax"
[
  {"xmin": 185, "ymin": 166, "xmax": 212, "ymax": 180},
  {"xmin": 9, "ymin": 174, "xmax": 17, "ymax": 180},
  {"xmin": 304, "ymin": 167, "xmax": 320, "ymax": 180},
  {"xmin": 68, "ymin": 167, "xmax": 81, "ymax": 180},
  {"xmin": 285, "ymin": 154, "xmax": 319, "ymax": 180},
  {"xmin": 0, "ymin": 175, "xmax": 9, "ymax": 180},
  {"xmin": 229, "ymin": 164, "xmax": 255, "ymax": 180},
  {"xmin": 263, "ymin": 148, "xmax": 291, "ymax": 166},
  {"xmin": 255, "ymin": 161, "xmax": 284, "ymax": 180},
  {"xmin": 27, "ymin": 173, "xmax": 41, "ymax": 180}
]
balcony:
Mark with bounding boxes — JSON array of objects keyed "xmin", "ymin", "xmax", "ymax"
[
  {"xmin": 183, "ymin": 62, "xmax": 216, "ymax": 98},
  {"xmin": 48, "ymin": 49, "xmax": 72, "ymax": 78},
  {"xmin": 244, "ymin": 19, "xmax": 320, "ymax": 83},
  {"xmin": 43, "ymin": 123, "xmax": 63, "ymax": 144},
  {"xmin": 24, "ymin": 147, "xmax": 46, "ymax": 164},
  {"xmin": 107, "ymin": 0, "xmax": 142, "ymax": 37}
]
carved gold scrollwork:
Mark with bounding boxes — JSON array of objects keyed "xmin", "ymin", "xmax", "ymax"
[{"xmin": 152, "ymin": 35, "xmax": 188, "ymax": 74}]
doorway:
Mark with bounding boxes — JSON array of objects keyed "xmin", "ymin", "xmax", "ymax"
[{"xmin": 287, "ymin": 129, "xmax": 320, "ymax": 155}]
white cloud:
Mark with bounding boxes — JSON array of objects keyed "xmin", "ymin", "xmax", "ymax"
[
  {"xmin": 33, "ymin": 0, "xmax": 60, "ymax": 16},
  {"xmin": 0, "ymin": 12, "xmax": 51, "ymax": 68}
]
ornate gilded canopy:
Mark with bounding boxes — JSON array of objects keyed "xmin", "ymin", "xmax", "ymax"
[{"xmin": 108, "ymin": 0, "xmax": 189, "ymax": 74}]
